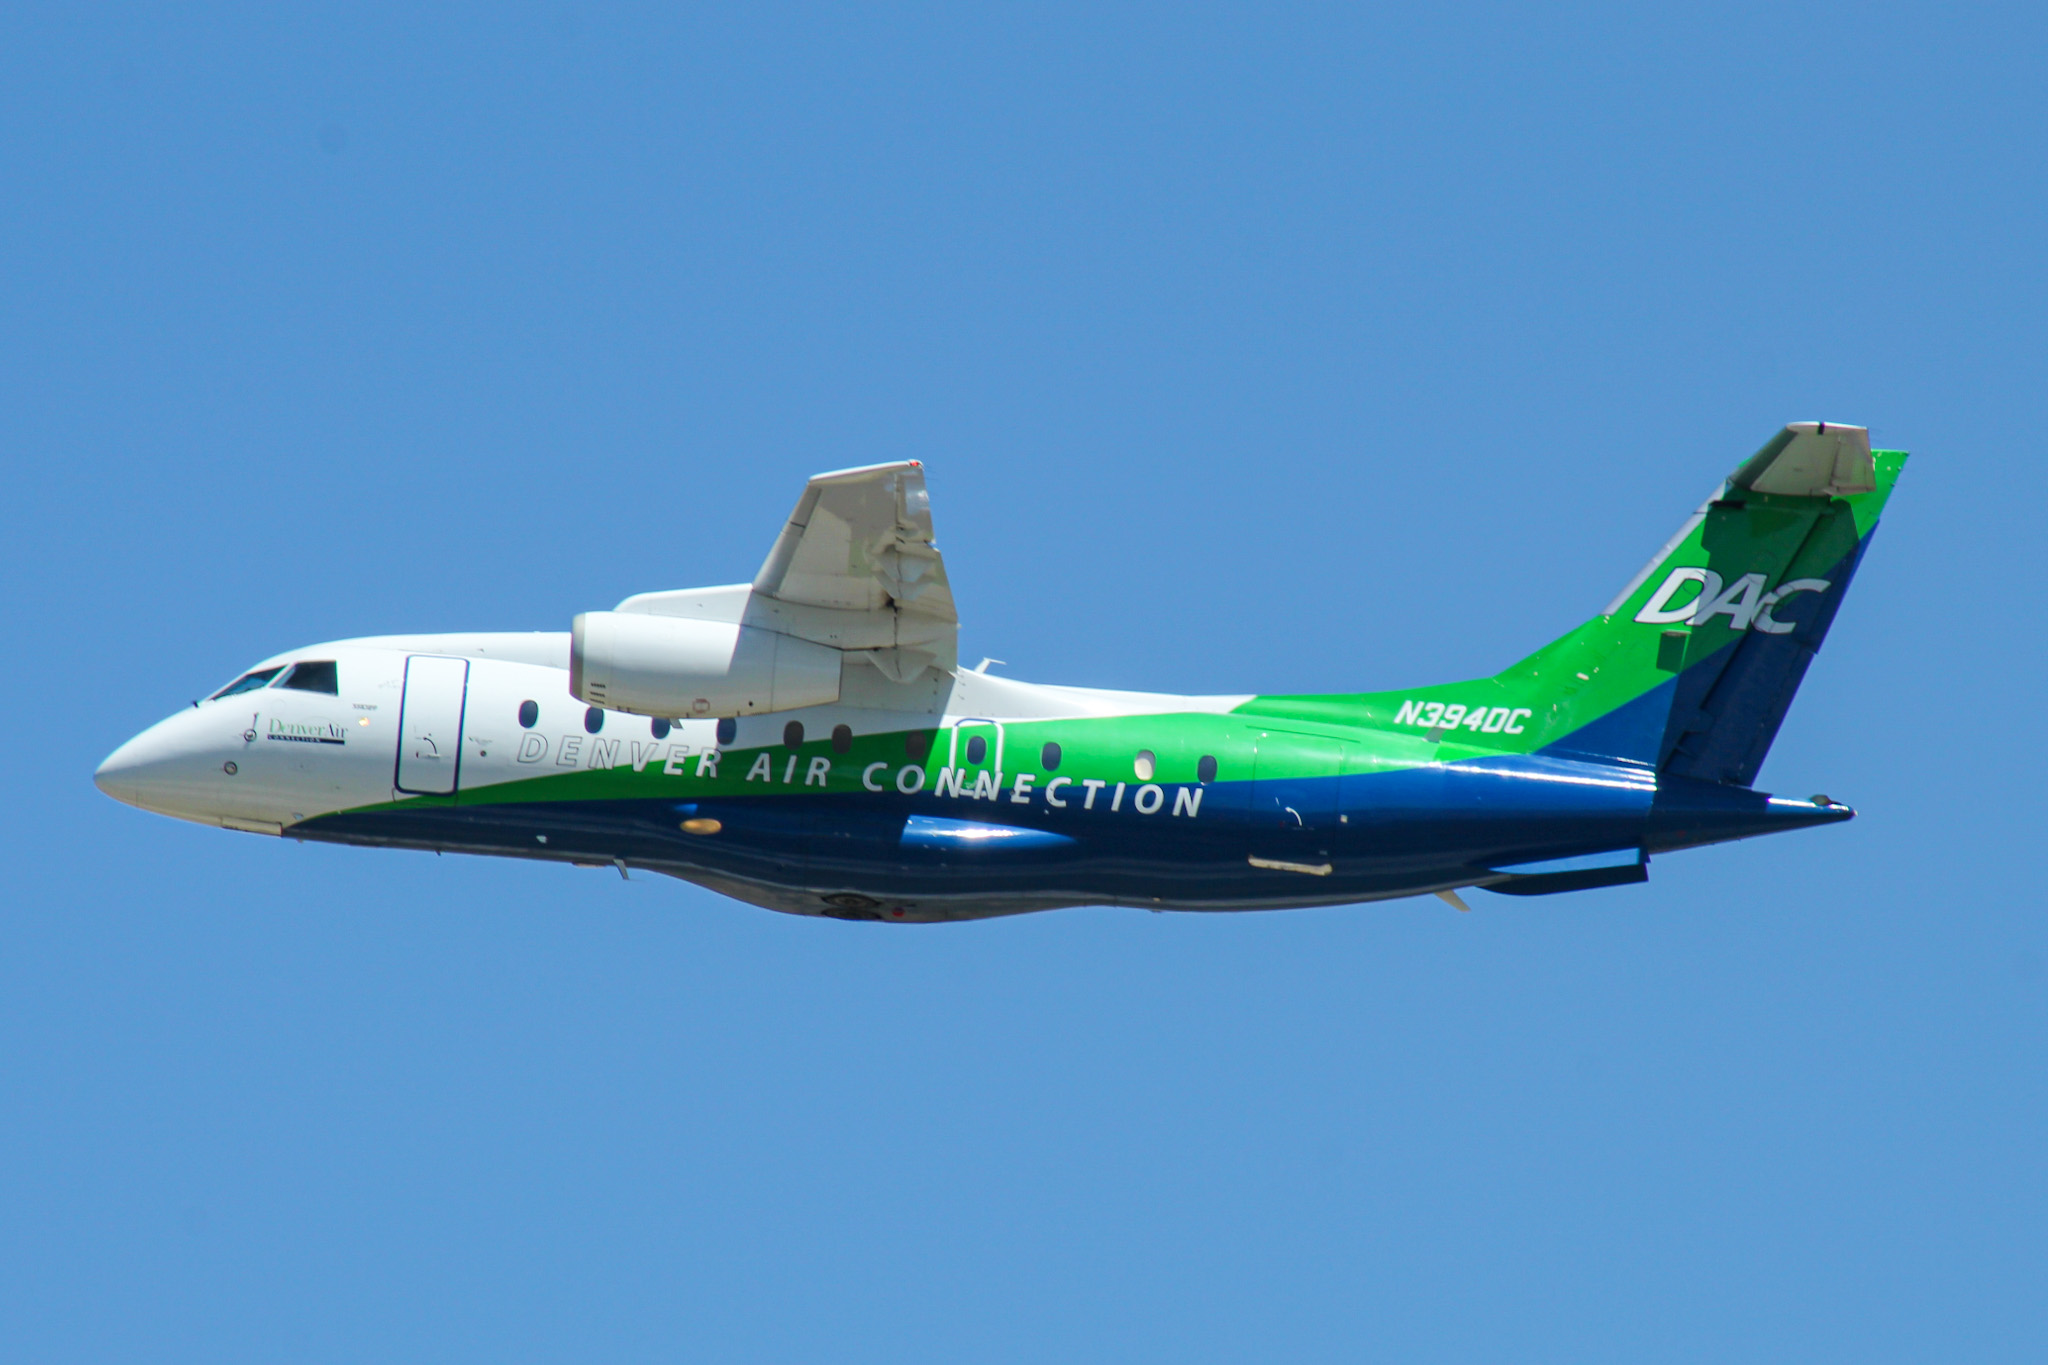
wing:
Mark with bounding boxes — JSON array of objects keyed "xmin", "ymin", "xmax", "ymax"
[
  {"xmin": 751, "ymin": 461, "xmax": 957, "ymax": 681},
  {"xmin": 610, "ymin": 462, "xmax": 958, "ymax": 684},
  {"xmin": 753, "ymin": 461, "xmax": 955, "ymax": 618}
]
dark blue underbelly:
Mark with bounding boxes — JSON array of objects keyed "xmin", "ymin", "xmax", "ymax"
[{"xmin": 294, "ymin": 754, "xmax": 1688, "ymax": 913}]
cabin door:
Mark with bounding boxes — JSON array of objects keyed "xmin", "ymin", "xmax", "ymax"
[
  {"xmin": 948, "ymin": 718, "xmax": 1006, "ymax": 802},
  {"xmin": 395, "ymin": 655, "xmax": 470, "ymax": 795}
]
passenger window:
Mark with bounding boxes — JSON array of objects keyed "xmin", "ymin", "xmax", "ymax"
[
  {"xmin": 1133, "ymin": 750, "xmax": 1156, "ymax": 780},
  {"xmin": 831, "ymin": 724, "xmax": 852, "ymax": 753},
  {"xmin": 1041, "ymin": 741, "xmax": 1061, "ymax": 771},
  {"xmin": 1197, "ymin": 754, "xmax": 1218, "ymax": 783},
  {"xmin": 210, "ymin": 667, "xmax": 284, "ymax": 700},
  {"xmin": 905, "ymin": 730, "xmax": 931, "ymax": 761},
  {"xmin": 584, "ymin": 707, "xmax": 605, "ymax": 734},
  {"xmin": 783, "ymin": 721, "xmax": 805, "ymax": 750},
  {"xmin": 965, "ymin": 735, "xmax": 987, "ymax": 764},
  {"xmin": 518, "ymin": 700, "xmax": 539, "ymax": 728},
  {"xmin": 278, "ymin": 660, "xmax": 339, "ymax": 694},
  {"xmin": 716, "ymin": 717, "xmax": 737, "ymax": 745},
  {"xmin": 651, "ymin": 718, "xmax": 672, "ymax": 740}
]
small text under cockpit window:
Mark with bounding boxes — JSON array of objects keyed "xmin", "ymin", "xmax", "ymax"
[
  {"xmin": 210, "ymin": 667, "xmax": 284, "ymax": 700},
  {"xmin": 278, "ymin": 660, "xmax": 339, "ymax": 694}
]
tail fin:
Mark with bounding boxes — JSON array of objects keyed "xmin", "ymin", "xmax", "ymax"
[
  {"xmin": 1502, "ymin": 422, "xmax": 1906, "ymax": 779},
  {"xmin": 1239, "ymin": 423, "xmax": 1908, "ymax": 785}
]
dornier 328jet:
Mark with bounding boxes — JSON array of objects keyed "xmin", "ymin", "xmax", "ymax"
[{"xmin": 96, "ymin": 424, "xmax": 1904, "ymax": 922}]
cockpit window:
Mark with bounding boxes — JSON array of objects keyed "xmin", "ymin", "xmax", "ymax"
[
  {"xmin": 278, "ymin": 660, "xmax": 340, "ymax": 694},
  {"xmin": 210, "ymin": 667, "xmax": 285, "ymax": 700}
]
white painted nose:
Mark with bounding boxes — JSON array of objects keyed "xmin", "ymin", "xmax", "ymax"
[
  {"xmin": 95, "ymin": 724, "xmax": 179, "ymax": 810},
  {"xmin": 92, "ymin": 739, "xmax": 138, "ymax": 804},
  {"xmin": 93, "ymin": 709, "xmax": 230, "ymax": 817}
]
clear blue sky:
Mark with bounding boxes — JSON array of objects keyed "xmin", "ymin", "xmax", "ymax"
[{"xmin": 3, "ymin": 5, "xmax": 2043, "ymax": 1360}]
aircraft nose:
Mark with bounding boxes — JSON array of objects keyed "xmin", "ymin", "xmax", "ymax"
[
  {"xmin": 94, "ymin": 711, "xmax": 222, "ymax": 815},
  {"xmin": 94, "ymin": 724, "xmax": 174, "ymax": 810},
  {"xmin": 93, "ymin": 744, "xmax": 131, "ymax": 802}
]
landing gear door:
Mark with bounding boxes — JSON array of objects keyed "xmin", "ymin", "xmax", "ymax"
[{"xmin": 395, "ymin": 655, "xmax": 470, "ymax": 796}]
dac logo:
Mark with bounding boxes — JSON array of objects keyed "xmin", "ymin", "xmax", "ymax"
[{"xmin": 1633, "ymin": 568, "xmax": 1830, "ymax": 635}]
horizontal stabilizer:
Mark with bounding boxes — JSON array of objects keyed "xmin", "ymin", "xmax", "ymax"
[{"xmin": 1732, "ymin": 422, "xmax": 1874, "ymax": 498}]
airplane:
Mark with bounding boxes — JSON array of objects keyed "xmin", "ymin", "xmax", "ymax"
[{"xmin": 95, "ymin": 423, "xmax": 1904, "ymax": 923}]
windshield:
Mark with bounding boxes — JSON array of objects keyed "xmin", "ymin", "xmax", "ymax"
[
  {"xmin": 277, "ymin": 660, "xmax": 339, "ymax": 694},
  {"xmin": 209, "ymin": 666, "xmax": 285, "ymax": 700}
]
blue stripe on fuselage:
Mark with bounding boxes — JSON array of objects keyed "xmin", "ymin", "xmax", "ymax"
[{"xmin": 292, "ymin": 747, "xmax": 1753, "ymax": 911}]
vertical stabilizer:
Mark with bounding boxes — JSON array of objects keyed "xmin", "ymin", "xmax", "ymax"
[
  {"xmin": 1513, "ymin": 423, "xmax": 1903, "ymax": 778},
  {"xmin": 1235, "ymin": 423, "xmax": 1907, "ymax": 786}
]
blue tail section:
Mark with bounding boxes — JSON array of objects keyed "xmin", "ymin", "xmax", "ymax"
[{"xmin": 1657, "ymin": 533, "xmax": 1874, "ymax": 786}]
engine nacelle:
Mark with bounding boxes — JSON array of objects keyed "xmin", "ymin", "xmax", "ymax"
[{"xmin": 570, "ymin": 611, "xmax": 841, "ymax": 718}]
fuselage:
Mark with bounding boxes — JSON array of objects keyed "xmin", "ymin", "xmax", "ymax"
[{"xmin": 93, "ymin": 632, "xmax": 1847, "ymax": 922}]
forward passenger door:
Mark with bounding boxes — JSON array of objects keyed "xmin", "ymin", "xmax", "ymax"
[{"xmin": 395, "ymin": 655, "xmax": 470, "ymax": 796}]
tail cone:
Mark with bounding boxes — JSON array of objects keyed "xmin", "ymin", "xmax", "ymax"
[{"xmin": 1647, "ymin": 774, "xmax": 1852, "ymax": 853}]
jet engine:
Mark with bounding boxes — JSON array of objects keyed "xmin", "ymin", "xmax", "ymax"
[{"xmin": 570, "ymin": 610, "xmax": 841, "ymax": 718}]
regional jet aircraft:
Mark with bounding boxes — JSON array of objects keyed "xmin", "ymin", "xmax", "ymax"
[{"xmin": 95, "ymin": 424, "xmax": 1902, "ymax": 921}]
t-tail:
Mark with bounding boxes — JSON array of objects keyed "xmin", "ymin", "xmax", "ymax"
[
  {"xmin": 1249, "ymin": 421, "xmax": 1907, "ymax": 796},
  {"xmin": 1504, "ymin": 421, "xmax": 1905, "ymax": 781}
]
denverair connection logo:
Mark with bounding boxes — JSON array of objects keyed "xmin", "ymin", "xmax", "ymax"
[
  {"xmin": 1633, "ymin": 568, "xmax": 1831, "ymax": 634},
  {"xmin": 266, "ymin": 716, "xmax": 347, "ymax": 745}
]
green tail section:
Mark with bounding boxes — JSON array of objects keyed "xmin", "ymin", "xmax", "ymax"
[{"xmin": 1239, "ymin": 423, "xmax": 1908, "ymax": 783}]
